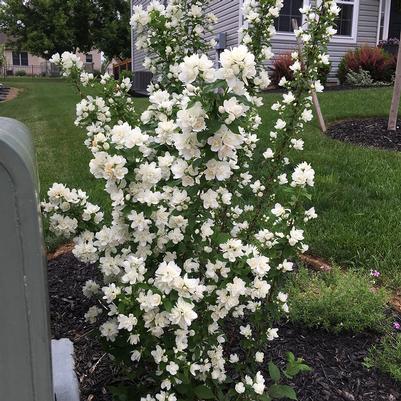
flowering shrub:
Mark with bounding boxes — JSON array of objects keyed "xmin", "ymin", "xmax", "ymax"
[
  {"xmin": 44, "ymin": 1, "xmax": 339, "ymax": 400},
  {"xmin": 270, "ymin": 53, "xmax": 330, "ymax": 87},
  {"xmin": 338, "ymin": 46, "xmax": 396, "ymax": 84}
]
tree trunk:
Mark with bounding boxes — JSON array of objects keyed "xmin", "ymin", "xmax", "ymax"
[{"xmin": 388, "ymin": 31, "xmax": 401, "ymax": 131}]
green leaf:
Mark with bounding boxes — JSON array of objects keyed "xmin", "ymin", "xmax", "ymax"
[
  {"xmin": 268, "ymin": 361, "xmax": 281, "ymax": 383},
  {"xmin": 175, "ymin": 383, "xmax": 192, "ymax": 395},
  {"xmin": 163, "ymin": 298, "xmax": 173, "ymax": 312},
  {"xmin": 269, "ymin": 384, "xmax": 297, "ymax": 400},
  {"xmin": 194, "ymin": 385, "xmax": 215, "ymax": 400},
  {"xmin": 287, "ymin": 352, "xmax": 295, "ymax": 364}
]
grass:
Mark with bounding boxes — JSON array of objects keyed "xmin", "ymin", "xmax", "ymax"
[{"xmin": 1, "ymin": 78, "xmax": 401, "ymax": 287}]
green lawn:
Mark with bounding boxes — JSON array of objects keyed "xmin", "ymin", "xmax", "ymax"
[{"xmin": 1, "ymin": 78, "xmax": 401, "ymax": 288}]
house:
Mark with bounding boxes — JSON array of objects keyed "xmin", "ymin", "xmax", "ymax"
[
  {"xmin": 0, "ymin": 33, "xmax": 103, "ymax": 76},
  {"xmin": 131, "ymin": 0, "xmax": 399, "ymax": 85}
]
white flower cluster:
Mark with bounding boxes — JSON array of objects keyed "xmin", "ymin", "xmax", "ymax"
[
  {"xmin": 50, "ymin": 51, "xmax": 83, "ymax": 76},
  {"xmin": 43, "ymin": 1, "xmax": 339, "ymax": 400},
  {"xmin": 42, "ymin": 183, "xmax": 103, "ymax": 239},
  {"xmin": 131, "ymin": 0, "xmax": 216, "ymax": 88}
]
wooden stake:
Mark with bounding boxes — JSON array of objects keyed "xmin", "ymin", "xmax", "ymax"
[
  {"xmin": 388, "ymin": 31, "xmax": 401, "ymax": 131},
  {"xmin": 292, "ymin": 19, "xmax": 327, "ymax": 133}
]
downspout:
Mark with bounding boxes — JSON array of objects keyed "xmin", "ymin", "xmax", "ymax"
[
  {"xmin": 130, "ymin": 0, "xmax": 134, "ymax": 75},
  {"xmin": 376, "ymin": 0, "xmax": 383, "ymax": 44}
]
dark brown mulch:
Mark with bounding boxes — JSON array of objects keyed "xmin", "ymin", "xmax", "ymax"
[
  {"xmin": 48, "ymin": 252, "xmax": 401, "ymax": 401},
  {"xmin": 327, "ymin": 117, "xmax": 401, "ymax": 151},
  {"xmin": 48, "ymin": 252, "xmax": 114, "ymax": 401}
]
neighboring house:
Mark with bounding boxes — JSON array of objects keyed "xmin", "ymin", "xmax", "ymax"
[
  {"xmin": 0, "ymin": 33, "xmax": 102, "ymax": 76},
  {"xmin": 131, "ymin": 0, "xmax": 400, "ymax": 84}
]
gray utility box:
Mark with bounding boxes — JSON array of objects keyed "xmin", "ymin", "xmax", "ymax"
[
  {"xmin": 0, "ymin": 117, "xmax": 54, "ymax": 401},
  {"xmin": 215, "ymin": 32, "xmax": 227, "ymax": 50}
]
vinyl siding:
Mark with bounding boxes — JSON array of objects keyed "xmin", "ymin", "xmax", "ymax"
[
  {"xmin": 132, "ymin": 0, "xmax": 152, "ymax": 71},
  {"xmin": 131, "ymin": 0, "xmax": 380, "ymax": 82}
]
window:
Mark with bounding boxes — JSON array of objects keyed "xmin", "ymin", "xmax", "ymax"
[
  {"xmin": 85, "ymin": 53, "xmax": 93, "ymax": 63},
  {"xmin": 275, "ymin": 0, "xmax": 303, "ymax": 33},
  {"xmin": 333, "ymin": 0, "xmax": 359, "ymax": 41},
  {"xmin": 12, "ymin": 51, "xmax": 28, "ymax": 66},
  {"xmin": 377, "ymin": 0, "xmax": 390, "ymax": 42}
]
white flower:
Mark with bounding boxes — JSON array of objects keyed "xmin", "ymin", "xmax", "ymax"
[
  {"xmin": 118, "ymin": 313, "xmax": 138, "ymax": 331},
  {"xmin": 271, "ymin": 203, "xmax": 286, "ymax": 217},
  {"xmin": 235, "ymin": 382, "xmax": 245, "ymax": 394},
  {"xmin": 291, "ymin": 138, "xmax": 304, "ymax": 150},
  {"xmin": 253, "ymin": 371, "xmax": 265, "ymax": 394},
  {"xmin": 100, "ymin": 320, "xmax": 119, "ymax": 342},
  {"xmin": 301, "ymin": 108, "xmax": 313, "ymax": 122},
  {"xmin": 277, "ymin": 292, "xmax": 288, "ymax": 303},
  {"xmin": 111, "ymin": 123, "xmax": 148, "ymax": 149},
  {"xmin": 176, "ymin": 101, "xmax": 207, "ymax": 134},
  {"xmin": 274, "ymin": 119, "xmax": 286, "ymax": 130},
  {"xmin": 178, "ymin": 54, "xmax": 215, "ymax": 84},
  {"xmin": 263, "ymin": 148, "xmax": 274, "ymax": 159},
  {"xmin": 278, "ymin": 259, "xmax": 294, "ymax": 272},
  {"xmin": 283, "ymin": 91, "xmax": 295, "ymax": 104},
  {"xmin": 155, "ymin": 261, "xmax": 181, "ymax": 294},
  {"xmin": 267, "ymin": 327, "xmax": 279, "ymax": 341},
  {"xmin": 255, "ymin": 352, "xmax": 264, "ymax": 363},
  {"xmin": 169, "ymin": 298, "xmax": 198, "ymax": 329},
  {"xmin": 102, "ymin": 283, "xmax": 121, "ymax": 303},
  {"xmin": 291, "ymin": 162, "xmax": 315, "ymax": 187},
  {"xmin": 305, "ymin": 207, "xmax": 318, "ymax": 220},
  {"xmin": 220, "ymin": 239, "xmax": 244, "ymax": 261},
  {"xmin": 218, "ymin": 97, "xmax": 249, "ymax": 124},
  {"xmin": 289, "ymin": 60, "xmax": 301, "ymax": 72},
  {"xmin": 82, "ymin": 280, "xmax": 100, "ymax": 298},
  {"xmin": 151, "ymin": 345, "xmax": 167, "ymax": 364},
  {"xmin": 288, "ymin": 227, "xmax": 304, "ymax": 246},
  {"xmin": 208, "ymin": 124, "xmax": 243, "ymax": 160},
  {"xmin": 247, "ymin": 255, "xmax": 271, "ymax": 276},
  {"xmin": 85, "ymin": 306, "xmax": 102, "ymax": 324},
  {"xmin": 240, "ymin": 324, "xmax": 252, "ymax": 338},
  {"xmin": 166, "ymin": 361, "xmax": 179, "ymax": 375},
  {"xmin": 319, "ymin": 53, "xmax": 330, "ymax": 65},
  {"xmin": 131, "ymin": 350, "xmax": 141, "ymax": 362},
  {"xmin": 204, "ymin": 159, "xmax": 232, "ymax": 181},
  {"xmin": 314, "ymin": 80, "xmax": 324, "ymax": 93},
  {"xmin": 190, "ymin": 4, "xmax": 202, "ymax": 17},
  {"xmin": 200, "ymin": 189, "xmax": 219, "ymax": 209}
]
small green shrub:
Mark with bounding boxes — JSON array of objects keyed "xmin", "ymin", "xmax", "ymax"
[
  {"xmin": 365, "ymin": 333, "xmax": 401, "ymax": 382},
  {"xmin": 287, "ymin": 267, "xmax": 389, "ymax": 333},
  {"xmin": 15, "ymin": 69, "xmax": 27, "ymax": 76},
  {"xmin": 345, "ymin": 68, "xmax": 392, "ymax": 87}
]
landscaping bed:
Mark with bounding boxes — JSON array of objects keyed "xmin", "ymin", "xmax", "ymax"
[
  {"xmin": 49, "ymin": 252, "xmax": 401, "ymax": 401},
  {"xmin": 327, "ymin": 118, "xmax": 401, "ymax": 151}
]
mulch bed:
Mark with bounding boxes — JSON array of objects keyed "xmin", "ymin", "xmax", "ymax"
[
  {"xmin": 327, "ymin": 117, "xmax": 401, "ymax": 151},
  {"xmin": 48, "ymin": 252, "xmax": 401, "ymax": 401}
]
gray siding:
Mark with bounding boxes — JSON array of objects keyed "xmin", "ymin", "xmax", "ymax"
[
  {"xmin": 131, "ymin": 0, "xmax": 380, "ymax": 82},
  {"xmin": 269, "ymin": 0, "xmax": 380, "ymax": 80},
  {"xmin": 132, "ymin": 0, "xmax": 151, "ymax": 71}
]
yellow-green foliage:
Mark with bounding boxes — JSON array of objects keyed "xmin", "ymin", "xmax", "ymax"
[
  {"xmin": 287, "ymin": 267, "xmax": 389, "ymax": 333},
  {"xmin": 365, "ymin": 333, "xmax": 401, "ymax": 382}
]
